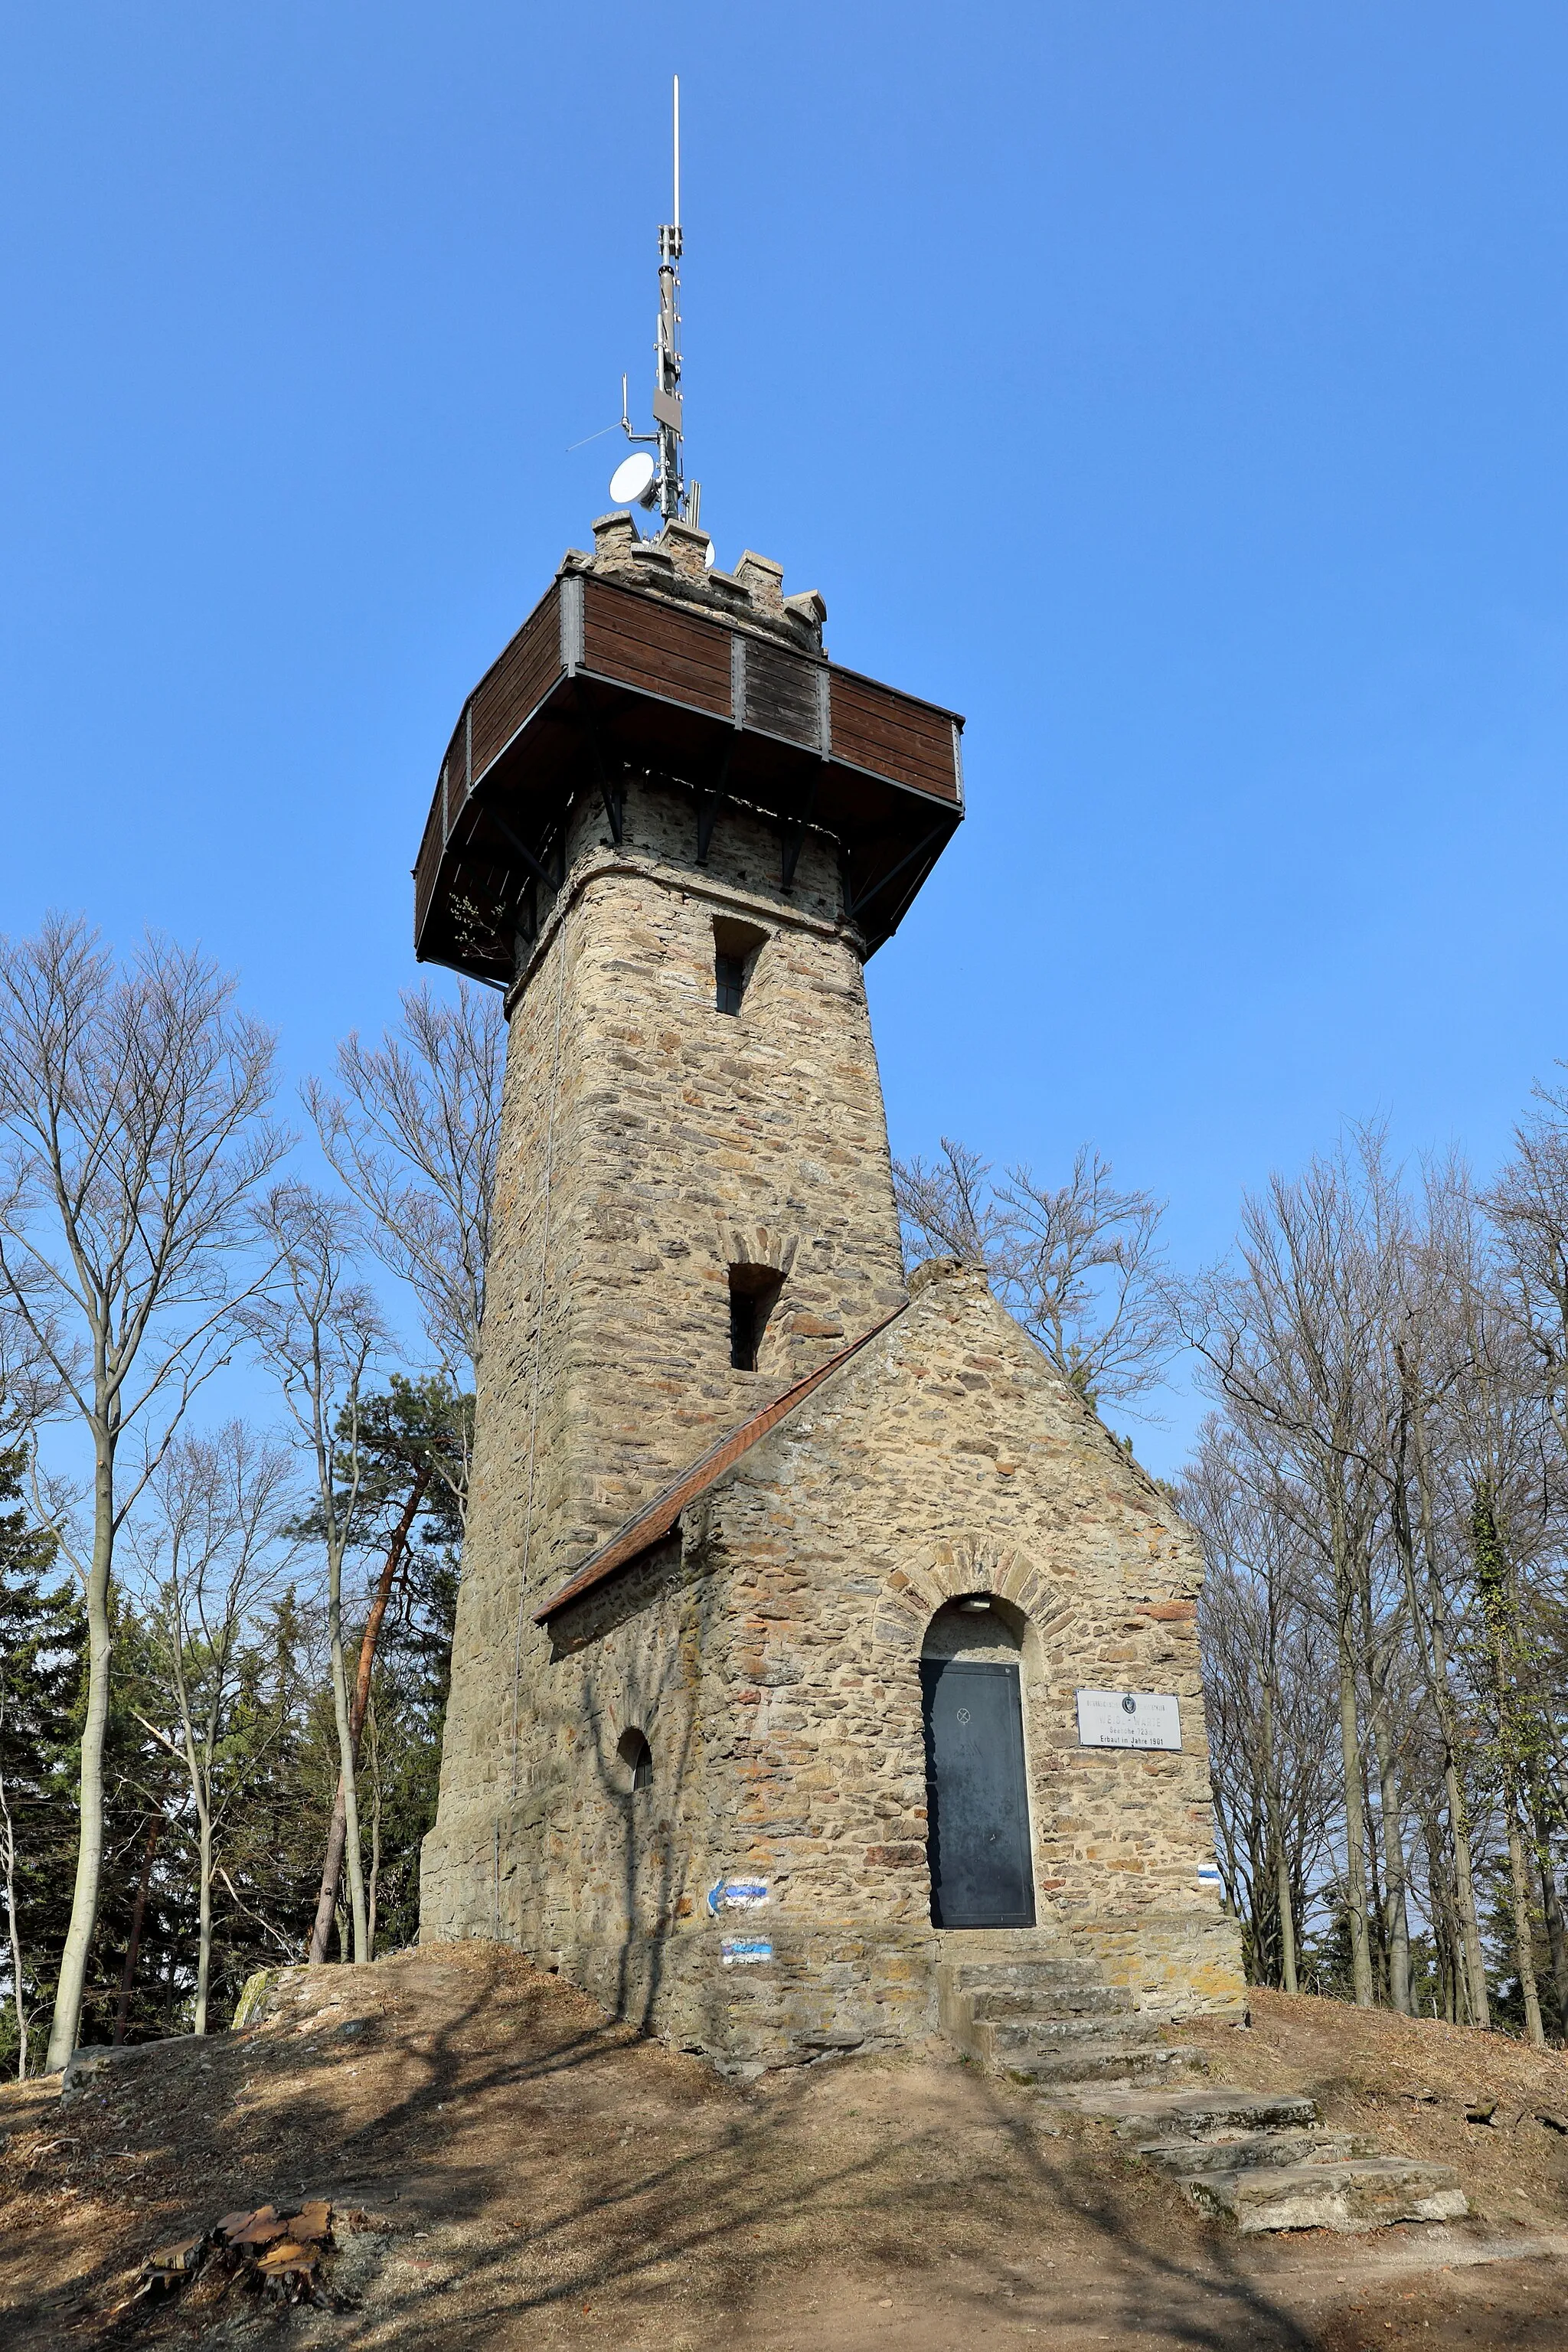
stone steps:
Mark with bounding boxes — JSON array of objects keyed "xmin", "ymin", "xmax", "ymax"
[
  {"xmin": 1099, "ymin": 2088, "xmax": 1321, "ymax": 2140},
  {"xmin": 987, "ymin": 2011, "xmax": 1171, "ymax": 2055},
  {"xmin": 970, "ymin": 1984, "xmax": 1134, "ymax": 2023},
  {"xmin": 1050, "ymin": 2082, "xmax": 1470, "ymax": 2236},
  {"xmin": 1001, "ymin": 2041, "xmax": 1201, "ymax": 2087},
  {"xmin": 939, "ymin": 1948, "xmax": 1204, "ymax": 2092},
  {"xmin": 1181, "ymin": 2156, "xmax": 1468, "ymax": 2235},
  {"xmin": 1136, "ymin": 2127, "xmax": 1374, "ymax": 2175},
  {"xmin": 946, "ymin": 1957, "xmax": 1109, "ymax": 1992}
]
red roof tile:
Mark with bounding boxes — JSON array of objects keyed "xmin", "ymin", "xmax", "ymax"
[{"xmin": 533, "ymin": 1304, "xmax": 907, "ymax": 1624}]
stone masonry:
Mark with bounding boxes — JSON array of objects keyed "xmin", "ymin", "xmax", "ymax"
[{"xmin": 421, "ymin": 520, "xmax": 1246, "ymax": 2067}]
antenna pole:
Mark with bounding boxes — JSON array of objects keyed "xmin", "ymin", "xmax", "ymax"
[{"xmin": 653, "ymin": 73, "xmax": 686, "ymax": 526}]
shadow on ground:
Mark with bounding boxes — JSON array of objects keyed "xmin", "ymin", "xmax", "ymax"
[{"xmin": 0, "ymin": 1948, "xmax": 1558, "ymax": 2351}]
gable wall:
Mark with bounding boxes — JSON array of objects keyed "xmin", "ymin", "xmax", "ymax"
[
  {"xmin": 443, "ymin": 1267, "xmax": 1243, "ymax": 2064},
  {"xmin": 689, "ymin": 1267, "xmax": 1227, "ymax": 1942}
]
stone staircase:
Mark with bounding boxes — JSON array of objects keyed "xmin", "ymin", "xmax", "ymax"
[
  {"xmin": 1065, "ymin": 2082, "xmax": 1469, "ymax": 2234},
  {"xmin": 938, "ymin": 1944, "xmax": 1469, "ymax": 2235},
  {"xmin": 937, "ymin": 1949, "xmax": 1200, "ymax": 2089}
]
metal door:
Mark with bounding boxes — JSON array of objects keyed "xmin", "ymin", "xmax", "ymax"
[{"xmin": 921, "ymin": 1658, "xmax": 1036, "ymax": 1929}]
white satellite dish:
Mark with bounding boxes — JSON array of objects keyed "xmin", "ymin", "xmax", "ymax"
[{"xmin": 609, "ymin": 451, "xmax": 656, "ymax": 507}]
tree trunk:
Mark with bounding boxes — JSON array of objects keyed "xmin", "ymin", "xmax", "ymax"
[
  {"xmin": 1259, "ymin": 1673, "xmax": 1298, "ymax": 1992},
  {"xmin": 367, "ymin": 1704, "xmax": 382, "ymax": 1962},
  {"xmin": 1537, "ymin": 1847, "xmax": 1568, "ymax": 2037},
  {"xmin": 113, "ymin": 1805, "xmax": 162, "ymax": 2047},
  {"xmin": 46, "ymin": 1435, "xmax": 114, "ymax": 2071},
  {"xmin": 1361, "ymin": 1744, "xmax": 1388, "ymax": 2004},
  {"xmin": 1447, "ymin": 1760, "xmax": 1490, "ymax": 2027},
  {"xmin": 1369, "ymin": 1681, "xmax": 1413, "ymax": 2014},
  {"xmin": 0, "ymin": 1754, "xmax": 25, "ymax": 2080},
  {"xmin": 307, "ymin": 1470, "xmax": 427, "ymax": 1965},
  {"xmin": 1472, "ymin": 1482, "xmax": 1543, "ymax": 2043},
  {"xmin": 327, "ymin": 1542, "xmax": 368, "ymax": 1965},
  {"xmin": 1274, "ymin": 1836, "xmax": 1298, "ymax": 1994},
  {"xmin": 1331, "ymin": 1497, "xmax": 1375, "ymax": 2005},
  {"xmin": 1406, "ymin": 1418, "xmax": 1490, "ymax": 2027},
  {"xmin": 193, "ymin": 1803, "xmax": 213, "ymax": 2037},
  {"xmin": 1505, "ymin": 1806, "xmax": 1547, "ymax": 2047},
  {"xmin": 1427, "ymin": 1841, "xmax": 1459, "ymax": 2023}
]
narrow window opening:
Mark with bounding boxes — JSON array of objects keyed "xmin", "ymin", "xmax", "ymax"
[
  {"xmin": 716, "ymin": 952, "xmax": 745, "ymax": 1015},
  {"xmin": 713, "ymin": 916, "xmax": 769, "ymax": 1016},
  {"xmin": 729, "ymin": 1263, "xmax": 785, "ymax": 1370},
  {"xmin": 618, "ymin": 1728, "xmax": 652, "ymax": 1792}
]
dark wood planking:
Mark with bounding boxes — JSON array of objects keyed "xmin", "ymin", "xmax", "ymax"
[
  {"xmin": 470, "ymin": 590, "xmax": 563, "ymax": 779},
  {"xmin": 583, "ymin": 580, "xmax": 731, "ymax": 715},
  {"xmin": 587, "ymin": 602, "xmax": 738, "ymax": 701},
  {"xmin": 442, "ymin": 719, "xmax": 469, "ymax": 826},
  {"xmin": 744, "ymin": 638, "xmax": 822, "ymax": 750},
  {"xmin": 414, "ymin": 805, "xmax": 443, "ymax": 939},
  {"xmin": 829, "ymin": 674, "xmax": 958, "ymax": 800},
  {"xmin": 416, "ymin": 569, "xmax": 965, "ymax": 969}
]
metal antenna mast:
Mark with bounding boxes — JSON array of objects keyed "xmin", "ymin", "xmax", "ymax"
[
  {"xmin": 654, "ymin": 75, "xmax": 688, "ymax": 524},
  {"xmin": 617, "ymin": 77, "xmax": 698, "ymax": 530}
]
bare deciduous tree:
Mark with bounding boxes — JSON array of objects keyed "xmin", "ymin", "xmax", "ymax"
[
  {"xmin": 1181, "ymin": 1139, "xmax": 1396, "ymax": 2007},
  {"xmin": 304, "ymin": 982, "xmax": 504, "ymax": 1398},
  {"xmin": 895, "ymin": 1139, "xmax": 1178, "ymax": 1409},
  {"xmin": 244, "ymin": 1186, "xmax": 384, "ymax": 1964},
  {"xmin": 131, "ymin": 1423, "xmax": 292, "ymax": 2034},
  {"xmin": 1182, "ymin": 1417, "xmax": 1338, "ymax": 1993},
  {"xmin": 0, "ymin": 917, "xmax": 284, "ymax": 2067}
]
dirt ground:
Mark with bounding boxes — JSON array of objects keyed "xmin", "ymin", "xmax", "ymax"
[{"xmin": 6, "ymin": 1950, "xmax": 1568, "ymax": 2351}]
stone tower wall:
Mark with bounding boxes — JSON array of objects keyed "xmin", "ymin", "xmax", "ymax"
[
  {"xmin": 447, "ymin": 1269, "xmax": 1243, "ymax": 2069},
  {"xmin": 423, "ymin": 773, "xmax": 908, "ymax": 1932}
]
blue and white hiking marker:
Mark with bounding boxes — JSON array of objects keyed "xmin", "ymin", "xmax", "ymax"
[
  {"xmin": 720, "ymin": 1937, "xmax": 773, "ymax": 1967},
  {"xmin": 707, "ymin": 1877, "xmax": 769, "ymax": 1916}
]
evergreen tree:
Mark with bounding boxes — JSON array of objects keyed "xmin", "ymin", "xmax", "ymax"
[{"xmin": 0, "ymin": 1436, "xmax": 77, "ymax": 2076}]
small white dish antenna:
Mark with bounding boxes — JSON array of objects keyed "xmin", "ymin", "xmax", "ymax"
[{"xmin": 609, "ymin": 450, "xmax": 657, "ymax": 507}]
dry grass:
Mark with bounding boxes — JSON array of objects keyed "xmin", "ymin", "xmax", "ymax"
[
  {"xmin": 1187, "ymin": 1988, "xmax": 1568, "ymax": 2234},
  {"xmin": 1, "ymin": 1952, "xmax": 1566, "ymax": 2350}
]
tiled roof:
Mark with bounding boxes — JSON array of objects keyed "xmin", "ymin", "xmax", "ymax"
[{"xmin": 533, "ymin": 1304, "xmax": 907, "ymax": 1624}]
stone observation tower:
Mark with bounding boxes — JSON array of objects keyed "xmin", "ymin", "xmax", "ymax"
[{"xmin": 418, "ymin": 114, "xmax": 1243, "ymax": 2069}]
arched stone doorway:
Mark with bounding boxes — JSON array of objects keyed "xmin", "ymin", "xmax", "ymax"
[{"xmin": 920, "ymin": 1596, "xmax": 1036, "ymax": 1929}]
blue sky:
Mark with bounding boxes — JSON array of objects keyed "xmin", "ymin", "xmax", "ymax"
[{"xmin": 4, "ymin": 5, "xmax": 1567, "ymax": 1474}]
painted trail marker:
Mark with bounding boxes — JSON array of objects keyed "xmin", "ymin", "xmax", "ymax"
[
  {"xmin": 720, "ymin": 1937, "xmax": 773, "ymax": 1967},
  {"xmin": 1075, "ymin": 1689, "xmax": 1182, "ymax": 1752},
  {"xmin": 707, "ymin": 1877, "xmax": 769, "ymax": 1916}
]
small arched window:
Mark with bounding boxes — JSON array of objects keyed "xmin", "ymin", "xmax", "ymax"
[
  {"xmin": 618, "ymin": 1728, "xmax": 653, "ymax": 1792},
  {"xmin": 729, "ymin": 1263, "xmax": 785, "ymax": 1370}
]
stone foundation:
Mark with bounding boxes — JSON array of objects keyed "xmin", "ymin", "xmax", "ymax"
[{"xmin": 425, "ymin": 1910, "xmax": 1243, "ymax": 2076}]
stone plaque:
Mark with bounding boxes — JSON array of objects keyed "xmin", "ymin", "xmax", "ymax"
[{"xmin": 1075, "ymin": 1688, "xmax": 1182, "ymax": 1752}]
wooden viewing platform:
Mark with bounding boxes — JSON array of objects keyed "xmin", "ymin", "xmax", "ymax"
[{"xmin": 413, "ymin": 557, "xmax": 965, "ymax": 981}]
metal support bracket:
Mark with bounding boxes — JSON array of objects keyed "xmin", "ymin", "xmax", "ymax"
[
  {"xmin": 578, "ymin": 684, "xmax": 625, "ymax": 845},
  {"xmin": 779, "ymin": 774, "xmax": 820, "ymax": 895},
  {"xmin": 511, "ymin": 877, "xmax": 539, "ymax": 971},
  {"xmin": 696, "ymin": 741, "xmax": 735, "ymax": 867},
  {"xmin": 842, "ymin": 825, "xmax": 946, "ymax": 925},
  {"xmin": 483, "ymin": 806, "xmax": 564, "ymax": 898}
]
